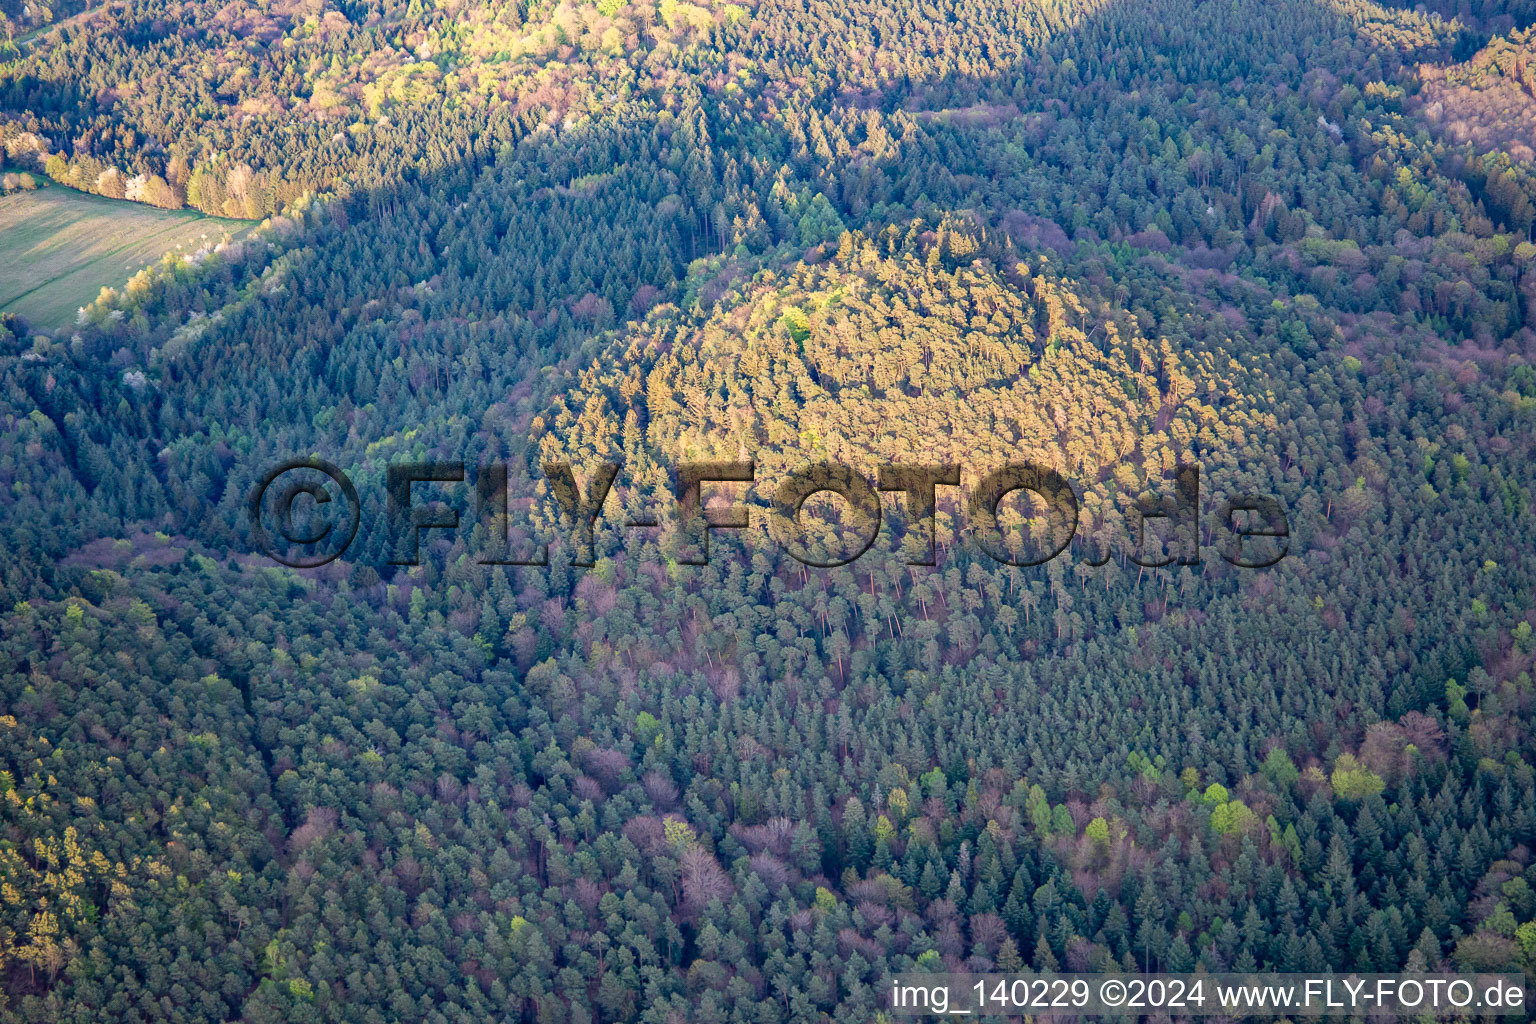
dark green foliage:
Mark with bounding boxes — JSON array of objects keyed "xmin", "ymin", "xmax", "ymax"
[{"xmin": 2, "ymin": 0, "xmax": 1536, "ymax": 1020}]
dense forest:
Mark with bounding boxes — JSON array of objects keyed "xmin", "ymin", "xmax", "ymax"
[{"xmin": 3, "ymin": 0, "xmax": 1536, "ymax": 1020}]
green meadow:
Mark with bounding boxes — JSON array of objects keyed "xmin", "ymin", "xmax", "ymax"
[{"xmin": 0, "ymin": 184, "xmax": 251, "ymax": 328}]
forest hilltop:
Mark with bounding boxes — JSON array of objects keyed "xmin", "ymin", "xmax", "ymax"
[{"xmin": 1, "ymin": 0, "xmax": 1536, "ymax": 1020}]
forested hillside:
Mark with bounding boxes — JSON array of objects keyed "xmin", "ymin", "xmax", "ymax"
[{"xmin": 2, "ymin": 0, "xmax": 1536, "ymax": 1020}]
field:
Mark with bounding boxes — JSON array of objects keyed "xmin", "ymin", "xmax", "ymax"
[{"xmin": 0, "ymin": 184, "xmax": 251, "ymax": 328}]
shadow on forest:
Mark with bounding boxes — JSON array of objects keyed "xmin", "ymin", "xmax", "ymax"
[{"xmin": 5, "ymin": 0, "xmax": 1461, "ymax": 582}]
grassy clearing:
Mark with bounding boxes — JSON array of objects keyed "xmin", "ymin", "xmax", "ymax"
[{"xmin": 0, "ymin": 184, "xmax": 252, "ymax": 329}]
